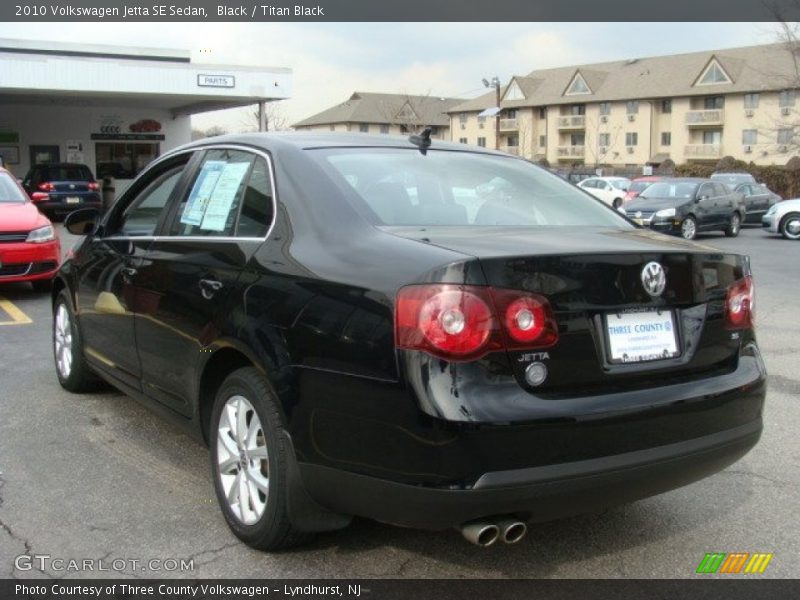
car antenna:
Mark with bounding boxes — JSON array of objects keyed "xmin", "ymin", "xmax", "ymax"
[{"xmin": 409, "ymin": 127, "xmax": 432, "ymax": 155}]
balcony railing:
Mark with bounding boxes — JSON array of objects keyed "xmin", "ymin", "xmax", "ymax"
[
  {"xmin": 557, "ymin": 115, "xmax": 586, "ymax": 129},
  {"xmin": 501, "ymin": 145, "xmax": 520, "ymax": 156},
  {"xmin": 684, "ymin": 144, "xmax": 722, "ymax": 158},
  {"xmin": 685, "ymin": 109, "xmax": 725, "ymax": 126},
  {"xmin": 499, "ymin": 118, "xmax": 518, "ymax": 131},
  {"xmin": 557, "ymin": 145, "xmax": 585, "ymax": 158}
]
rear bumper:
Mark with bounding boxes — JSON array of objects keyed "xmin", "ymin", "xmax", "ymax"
[
  {"xmin": 300, "ymin": 418, "xmax": 761, "ymax": 530},
  {"xmin": 34, "ymin": 195, "xmax": 101, "ymax": 215}
]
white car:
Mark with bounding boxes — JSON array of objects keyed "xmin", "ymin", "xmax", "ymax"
[
  {"xmin": 762, "ymin": 198, "xmax": 800, "ymax": 240},
  {"xmin": 577, "ymin": 177, "xmax": 631, "ymax": 209}
]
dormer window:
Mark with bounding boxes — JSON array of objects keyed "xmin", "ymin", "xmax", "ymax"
[
  {"xmin": 565, "ymin": 72, "xmax": 591, "ymax": 96},
  {"xmin": 695, "ymin": 58, "xmax": 732, "ymax": 86},
  {"xmin": 503, "ymin": 80, "xmax": 525, "ymax": 101}
]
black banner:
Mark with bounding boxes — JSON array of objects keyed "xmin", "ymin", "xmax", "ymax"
[{"xmin": 3, "ymin": 0, "xmax": 800, "ymax": 22}]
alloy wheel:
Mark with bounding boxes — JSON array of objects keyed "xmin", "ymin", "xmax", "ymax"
[
  {"xmin": 730, "ymin": 214, "xmax": 741, "ymax": 235},
  {"xmin": 216, "ymin": 394, "xmax": 270, "ymax": 525},
  {"xmin": 783, "ymin": 215, "xmax": 800, "ymax": 240},
  {"xmin": 54, "ymin": 303, "xmax": 73, "ymax": 379},
  {"xmin": 681, "ymin": 218, "xmax": 696, "ymax": 240}
]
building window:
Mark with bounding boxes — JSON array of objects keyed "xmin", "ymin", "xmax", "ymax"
[
  {"xmin": 570, "ymin": 133, "xmax": 585, "ymax": 146},
  {"xmin": 568, "ymin": 104, "xmax": 585, "ymax": 116},
  {"xmin": 661, "ymin": 99, "xmax": 672, "ymax": 113},
  {"xmin": 359, "ymin": 123, "xmax": 369, "ymax": 133},
  {"xmin": 506, "ymin": 109, "xmax": 518, "ymax": 119},
  {"xmin": 703, "ymin": 130, "xmax": 722, "ymax": 145},
  {"xmin": 380, "ymin": 124, "xmax": 389, "ymax": 134},
  {"xmin": 661, "ymin": 132, "xmax": 671, "ymax": 146},
  {"xmin": 626, "ymin": 100, "xmax": 639, "ymax": 114},
  {"xmin": 346, "ymin": 124, "xmax": 352, "ymax": 132},
  {"xmin": 598, "ymin": 133, "xmax": 610, "ymax": 146},
  {"xmin": 565, "ymin": 72, "xmax": 591, "ymax": 95},
  {"xmin": 780, "ymin": 90, "xmax": 796, "ymax": 107},
  {"xmin": 539, "ymin": 135, "xmax": 546, "ymax": 147},
  {"xmin": 742, "ymin": 129, "xmax": 757, "ymax": 145},
  {"xmin": 477, "ymin": 115, "xmax": 486, "ymax": 129},
  {"xmin": 777, "ymin": 129, "xmax": 793, "ymax": 144},
  {"xmin": 625, "ymin": 132, "xmax": 638, "ymax": 146},
  {"xmin": 538, "ymin": 107, "xmax": 547, "ymax": 119},
  {"xmin": 744, "ymin": 93, "xmax": 760, "ymax": 109},
  {"xmin": 477, "ymin": 137, "xmax": 486, "ymax": 148},
  {"xmin": 459, "ymin": 137, "xmax": 468, "ymax": 144},
  {"xmin": 459, "ymin": 113, "xmax": 468, "ymax": 124},
  {"xmin": 95, "ymin": 142, "xmax": 159, "ymax": 179},
  {"xmin": 598, "ymin": 102, "xmax": 611, "ymax": 116},
  {"xmin": 704, "ymin": 96, "xmax": 724, "ymax": 110},
  {"xmin": 429, "ymin": 126, "xmax": 439, "ymax": 136}
]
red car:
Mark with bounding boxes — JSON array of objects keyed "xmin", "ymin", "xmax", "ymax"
[
  {"xmin": 0, "ymin": 168, "xmax": 61, "ymax": 291},
  {"xmin": 624, "ymin": 176, "xmax": 662, "ymax": 203}
]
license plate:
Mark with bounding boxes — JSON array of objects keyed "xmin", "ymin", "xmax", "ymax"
[
  {"xmin": 66, "ymin": 196, "xmax": 80, "ymax": 204},
  {"xmin": 605, "ymin": 310, "xmax": 679, "ymax": 363}
]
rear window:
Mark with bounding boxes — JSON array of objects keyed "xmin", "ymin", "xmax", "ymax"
[
  {"xmin": 309, "ymin": 148, "xmax": 630, "ymax": 228},
  {"xmin": 42, "ymin": 165, "xmax": 94, "ymax": 181},
  {"xmin": 640, "ymin": 181, "xmax": 698, "ymax": 199},
  {"xmin": 0, "ymin": 173, "xmax": 27, "ymax": 203}
]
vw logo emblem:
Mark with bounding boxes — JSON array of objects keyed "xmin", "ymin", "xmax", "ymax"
[
  {"xmin": 69, "ymin": 184, "xmax": 75, "ymax": 189},
  {"xmin": 641, "ymin": 261, "xmax": 666, "ymax": 297},
  {"xmin": 635, "ymin": 211, "xmax": 642, "ymax": 218}
]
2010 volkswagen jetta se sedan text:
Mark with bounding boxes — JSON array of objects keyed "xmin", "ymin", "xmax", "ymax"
[{"xmin": 51, "ymin": 132, "xmax": 766, "ymax": 550}]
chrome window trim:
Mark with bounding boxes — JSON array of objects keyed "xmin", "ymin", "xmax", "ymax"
[{"xmin": 108, "ymin": 143, "xmax": 278, "ymax": 244}]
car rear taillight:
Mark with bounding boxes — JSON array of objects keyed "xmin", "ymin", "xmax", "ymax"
[
  {"xmin": 37, "ymin": 182, "xmax": 55, "ymax": 192},
  {"xmin": 396, "ymin": 284, "xmax": 558, "ymax": 361},
  {"xmin": 88, "ymin": 182, "xmax": 99, "ymax": 191},
  {"xmin": 725, "ymin": 276, "xmax": 754, "ymax": 329},
  {"xmin": 31, "ymin": 192, "xmax": 49, "ymax": 201}
]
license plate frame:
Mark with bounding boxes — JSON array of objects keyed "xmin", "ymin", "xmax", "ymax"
[
  {"xmin": 65, "ymin": 196, "xmax": 81, "ymax": 204},
  {"xmin": 604, "ymin": 309, "xmax": 680, "ymax": 364}
]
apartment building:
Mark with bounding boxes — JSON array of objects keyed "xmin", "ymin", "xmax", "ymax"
[
  {"xmin": 448, "ymin": 43, "xmax": 800, "ymax": 167},
  {"xmin": 293, "ymin": 92, "xmax": 464, "ymax": 138}
]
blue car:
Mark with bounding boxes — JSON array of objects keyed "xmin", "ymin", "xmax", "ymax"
[{"xmin": 22, "ymin": 163, "xmax": 102, "ymax": 219}]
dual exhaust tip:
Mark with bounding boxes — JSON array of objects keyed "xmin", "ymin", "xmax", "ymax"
[{"xmin": 461, "ymin": 518, "xmax": 527, "ymax": 547}]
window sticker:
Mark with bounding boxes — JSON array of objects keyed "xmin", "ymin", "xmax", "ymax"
[
  {"xmin": 199, "ymin": 161, "xmax": 251, "ymax": 232},
  {"xmin": 180, "ymin": 160, "xmax": 226, "ymax": 226}
]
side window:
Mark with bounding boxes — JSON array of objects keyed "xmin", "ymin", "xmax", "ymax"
[
  {"xmin": 713, "ymin": 183, "xmax": 729, "ymax": 196},
  {"xmin": 113, "ymin": 167, "xmax": 184, "ymax": 237},
  {"xmin": 582, "ymin": 179, "xmax": 595, "ymax": 188},
  {"xmin": 170, "ymin": 149, "xmax": 273, "ymax": 238},
  {"xmin": 698, "ymin": 183, "xmax": 714, "ymax": 199}
]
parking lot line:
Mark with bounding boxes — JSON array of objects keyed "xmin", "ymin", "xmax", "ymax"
[{"xmin": 0, "ymin": 296, "xmax": 33, "ymax": 325}]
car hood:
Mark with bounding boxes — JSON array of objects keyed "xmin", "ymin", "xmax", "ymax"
[
  {"xmin": 0, "ymin": 201, "xmax": 50, "ymax": 232},
  {"xmin": 778, "ymin": 198, "xmax": 800, "ymax": 211},
  {"xmin": 625, "ymin": 197, "xmax": 690, "ymax": 212}
]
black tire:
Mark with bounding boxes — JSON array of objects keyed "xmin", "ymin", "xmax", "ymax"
[
  {"xmin": 613, "ymin": 198, "xmax": 622, "ymax": 209},
  {"xmin": 725, "ymin": 212, "xmax": 742, "ymax": 237},
  {"xmin": 680, "ymin": 216, "xmax": 697, "ymax": 240},
  {"xmin": 32, "ymin": 278, "xmax": 53, "ymax": 293},
  {"xmin": 53, "ymin": 290, "xmax": 98, "ymax": 392},
  {"xmin": 780, "ymin": 212, "xmax": 800, "ymax": 240},
  {"xmin": 210, "ymin": 367, "xmax": 312, "ymax": 551}
]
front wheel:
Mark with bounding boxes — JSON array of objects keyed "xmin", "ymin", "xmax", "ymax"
[
  {"xmin": 725, "ymin": 213, "xmax": 741, "ymax": 237},
  {"xmin": 53, "ymin": 290, "xmax": 98, "ymax": 392},
  {"xmin": 680, "ymin": 216, "xmax": 697, "ymax": 240},
  {"xmin": 210, "ymin": 367, "xmax": 311, "ymax": 551},
  {"xmin": 613, "ymin": 198, "xmax": 622, "ymax": 209},
  {"xmin": 780, "ymin": 212, "xmax": 800, "ymax": 240}
]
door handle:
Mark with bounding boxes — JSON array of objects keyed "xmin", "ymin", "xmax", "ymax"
[
  {"xmin": 199, "ymin": 278, "xmax": 223, "ymax": 300},
  {"xmin": 121, "ymin": 266, "xmax": 138, "ymax": 278}
]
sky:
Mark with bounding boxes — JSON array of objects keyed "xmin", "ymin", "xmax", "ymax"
[{"xmin": 0, "ymin": 21, "xmax": 782, "ymax": 132}]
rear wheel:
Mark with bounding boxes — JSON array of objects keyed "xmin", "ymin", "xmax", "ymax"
[
  {"xmin": 680, "ymin": 216, "xmax": 697, "ymax": 240},
  {"xmin": 210, "ymin": 367, "xmax": 312, "ymax": 551},
  {"xmin": 53, "ymin": 290, "xmax": 98, "ymax": 392},
  {"xmin": 725, "ymin": 213, "xmax": 741, "ymax": 237},
  {"xmin": 780, "ymin": 212, "xmax": 800, "ymax": 240}
]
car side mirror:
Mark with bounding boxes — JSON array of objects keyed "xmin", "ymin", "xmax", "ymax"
[
  {"xmin": 696, "ymin": 195, "xmax": 706, "ymax": 202},
  {"xmin": 65, "ymin": 207, "xmax": 100, "ymax": 236}
]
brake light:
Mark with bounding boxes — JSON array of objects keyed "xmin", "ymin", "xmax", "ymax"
[
  {"xmin": 31, "ymin": 192, "xmax": 49, "ymax": 201},
  {"xmin": 37, "ymin": 182, "xmax": 55, "ymax": 192},
  {"xmin": 725, "ymin": 276, "xmax": 754, "ymax": 329},
  {"xmin": 88, "ymin": 182, "xmax": 99, "ymax": 191},
  {"xmin": 396, "ymin": 284, "xmax": 558, "ymax": 361}
]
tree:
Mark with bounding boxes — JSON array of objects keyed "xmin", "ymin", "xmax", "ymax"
[
  {"xmin": 204, "ymin": 125, "xmax": 229, "ymax": 138},
  {"xmin": 766, "ymin": 8, "xmax": 800, "ymax": 154},
  {"xmin": 243, "ymin": 101, "xmax": 290, "ymax": 132}
]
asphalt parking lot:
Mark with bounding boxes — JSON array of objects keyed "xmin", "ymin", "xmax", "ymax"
[{"xmin": 0, "ymin": 224, "xmax": 797, "ymax": 579}]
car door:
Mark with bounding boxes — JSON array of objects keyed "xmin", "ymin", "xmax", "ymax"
[
  {"xmin": 694, "ymin": 182, "xmax": 717, "ymax": 230},
  {"xmin": 713, "ymin": 182, "xmax": 736, "ymax": 225},
  {"xmin": 133, "ymin": 147, "xmax": 275, "ymax": 416},
  {"xmin": 743, "ymin": 184, "xmax": 769, "ymax": 221},
  {"xmin": 74, "ymin": 155, "xmax": 192, "ymax": 390}
]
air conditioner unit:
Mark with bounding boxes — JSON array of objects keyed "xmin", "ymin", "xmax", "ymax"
[
  {"xmin": 600, "ymin": 115, "xmax": 608, "ymax": 123},
  {"xmin": 626, "ymin": 146, "xmax": 635, "ymax": 154},
  {"xmin": 627, "ymin": 114, "xmax": 636, "ymax": 122},
  {"xmin": 782, "ymin": 107, "xmax": 791, "ymax": 116},
  {"xmin": 743, "ymin": 145, "xmax": 752, "ymax": 153},
  {"xmin": 745, "ymin": 109, "xmax": 754, "ymax": 117},
  {"xmin": 779, "ymin": 144, "xmax": 788, "ymax": 152}
]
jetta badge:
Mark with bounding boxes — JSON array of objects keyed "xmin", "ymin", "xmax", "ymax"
[{"xmin": 641, "ymin": 261, "xmax": 666, "ymax": 297}]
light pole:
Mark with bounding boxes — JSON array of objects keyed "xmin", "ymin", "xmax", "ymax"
[{"xmin": 483, "ymin": 76, "xmax": 501, "ymax": 150}]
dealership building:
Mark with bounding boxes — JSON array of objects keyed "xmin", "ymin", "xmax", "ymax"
[{"xmin": 0, "ymin": 38, "xmax": 291, "ymax": 193}]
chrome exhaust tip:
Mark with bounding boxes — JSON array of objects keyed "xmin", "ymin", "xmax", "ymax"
[
  {"xmin": 461, "ymin": 521, "xmax": 500, "ymax": 547},
  {"xmin": 497, "ymin": 518, "xmax": 527, "ymax": 544}
]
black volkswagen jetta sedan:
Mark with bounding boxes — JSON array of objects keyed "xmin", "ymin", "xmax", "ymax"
[{"xmin": 52, "ymin": 133, "xmax": 765, "ymax": 550}]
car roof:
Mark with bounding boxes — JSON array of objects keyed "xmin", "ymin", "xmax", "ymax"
[
  {"xmin": 632, "ymin": 176, "xmax": 661, "ymax": 181},
  {"xmin": 658, "ymin": 177, "xmax": 708, "ymax": 183},
  {"xmin": 31, "ymin": 162, "xmax": 90, "ymax": 169}
]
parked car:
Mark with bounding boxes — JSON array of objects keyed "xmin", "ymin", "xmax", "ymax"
[
  {"xmin": 732, "ymin": 182, "xmax": 781, "ymax": 223},
  {"xmin": 710, "ymin": 171, "xmax": 756, "ymax": 187},
  {"xmin": 52, "ymin": 134, "xmax": 764, "ymax": 550},
  {"xmin": 624, "ymin": 176, "xmax": 662, "ymax": 203},
  {"xmin": 576, "ymin": 176, "xmax": 631, "ymax": 208},
  {"xmin": 0, "ymin": 167, "xmax": 60, "ymax": 291},
  {"xmin": 22, "ymin": 163, "xmax": 102, "ymax": 219},
  {"xmin": 625, "ymin": 178, "xmax": 746, "ymax": 240},
  {"xmin": 762, "ymin": 197, "xmax": 800, "ymax": 240}
]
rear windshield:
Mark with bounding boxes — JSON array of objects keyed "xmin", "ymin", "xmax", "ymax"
[
  {"xmin": 42, "ymin": 165, "xmax": 94, "ymax": 181},
  {"xmin": 309, "ymin": 148, "xmax": 631, "ymax": 228},
  {"xmin": 711, "ymin": 173, "xmax": 754, "ymax": 186},
  {"xmin": 0, "ymin": 173, "xmax": 27, "ymax": 203},
  {"xmin": 640, "ymin": 181, "xmax": 698, "ymax": 199}
]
